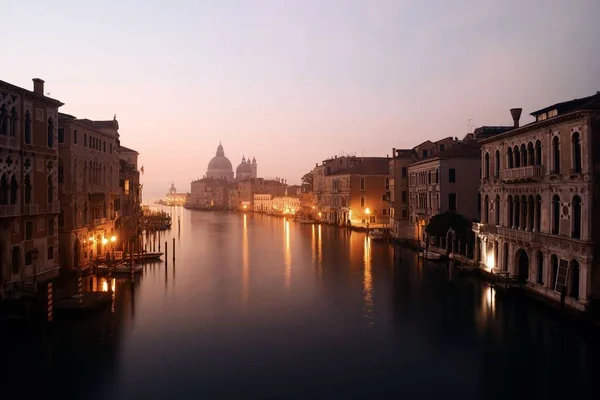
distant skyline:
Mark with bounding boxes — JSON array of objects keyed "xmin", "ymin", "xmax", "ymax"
[{"xmin": 5, "ymin": 0, "xmax": 600, "ymax": 196}]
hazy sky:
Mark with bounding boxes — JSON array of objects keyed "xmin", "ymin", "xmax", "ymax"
[{"xmin": 4, "ymin": 0, "xmax": 600, "ymax": 196}]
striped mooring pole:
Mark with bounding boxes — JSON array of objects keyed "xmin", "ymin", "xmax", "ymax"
[
  {"xmin": 130, "ymin": 243, "xmax": 135, "ymax": 282},
  {"xmin": 77, "ymin": 271, "xmax": 83, "ymax": 305},
  {"xmin": 47, "ymin": 282, "xmax": 53, "ymax": 322}
]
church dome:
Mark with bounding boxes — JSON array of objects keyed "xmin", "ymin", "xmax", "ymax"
[
  {"xmin": 206, "ymin": 142, "xmax": 234, "ymax": 181},
  {"xmin": 236, "ymin": 159, "xmax": 252, "ymax": 175},
  {"xmin": 208, "ymin": 155, "xmax": 233, "ymax": 171}
]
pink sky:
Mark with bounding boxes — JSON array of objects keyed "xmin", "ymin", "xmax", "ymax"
[{"xmin": 4, "ymin": 0, "xmax": 600, "ymax": 198}]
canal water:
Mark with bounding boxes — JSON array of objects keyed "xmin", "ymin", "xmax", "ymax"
[{"xmin": 3, "ymin": 209, "xmax": 599, "ymax": 399}]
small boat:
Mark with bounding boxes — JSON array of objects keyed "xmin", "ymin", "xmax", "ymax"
[
  {"xmin": 368, "ymin": 229, "xmax": 385, "ymax": 240},
  {"xmin": 134, "ymin": 251, "xmax": 164, "ymax": 261},
  {"xmin": 96, "ymin": 263, "xmax": 143, "ymax": 274},
  {"xmin": 419, "ymin": 250, "xmax": 441, "ymax": 260}
]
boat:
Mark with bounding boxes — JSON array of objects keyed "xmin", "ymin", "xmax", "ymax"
[
  {"xmin": 419, "ymin": 250, "xmax": 441, "ymax": 260},
  {"xmin": 368, "ymin": 229, "xmax": 385, "ymax": 240},
  {"xmin": 299, "ymin": 219, "xmax": 318, "ymax": 224},
  {"xmin": 96, "ymin": 263, "xmax": 143, "ymax": 274},
  {"xmin": 101, "ymin": 251, "xmax": 164, "ymax": 262}
]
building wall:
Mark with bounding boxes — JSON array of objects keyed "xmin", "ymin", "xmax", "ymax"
[
  {"xmin": 348, "ymin": 175, "xmax": 389, "ymax": 225},
  {"xmin": 475, "ymin": 110, "xmax": 598, "ymax": 310},
  {"xmin": 439, "ymin": 157, "xmax": 481, "ymax": 221},
  {"xmin": 389, "ymin": 155, "xmax": 414, "ymax": 239}
]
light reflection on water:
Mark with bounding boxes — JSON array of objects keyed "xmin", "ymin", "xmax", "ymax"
[{"xmin": 363, "ymin": 237, "xmax": 374, "ymax": 328}]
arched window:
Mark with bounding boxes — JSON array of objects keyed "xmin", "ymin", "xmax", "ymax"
[
  {"xmin": 527, "ymin": 142, "xmax": 534, "ymax": 165},
  {"xmin": 0, "ymin": 174, "xmax": 8, "ymax": 205},
  {"xmin": 24, "ymin": 174, "xmax": 32, "ymax": 204},
  {"xmin": 360, "ymin": 177, "xmax": 365, "ymax": 190},
  {"xmin": 572, "ymin": 196, "xmax": 581, "ymax": 239},
  {"xmin": 521, "ymin": 195, "xmax": 527, "ymax": 230},
  {"xmin": 495, "ymin": 195, "xmax": 500, "ymax": 225},
  {"xmin": 24, "ymin": 111, "xmax": 32, "ymax": 144},
  {"xmin": 535, "ymin": 195, "xmax": 542, "ymax": 231},
  {"xmin": 484, "ymin": 195, "xmax": 489, "ymax": 223},
  {"xmin": 520, "ymin": 144, "xmax": 527, "ymax": 167},
  {"xmin": 552, "ymin": 195, "xmax": 560, "ymax": 235},
  {"xmin": 9, "ymin": 107, "xmax": 17, "ymax": 137},
  {"xmin": 484, "ymin": 153, "xmax": 490, "ymax": 179},
  {"xmin": 569, "ymin": 260, "xmax": 580, "ymax": 299},
  {"xmin": 428, "ymin": 170, "xmax": 431, "ymax": 184},
  {"xmin": 536, "ymin": 251, "xmax": 544, "ymax": 285},
  {"xmin": 74, "ymin": 202, "xmax": 78, "ymax": 227},
  {"xmin": 514, "ymin": 146, "xmax": 520, "ymax": 168},
  {"xmin": 552, "ymin": 136, "xmax": 560, "ymax": 173},
  {"xmin": 507, "ymin": 147, "xmax": 513, "ymax": 168},
  {"xmin": 0, "ymin": 105, "xmax": 7, "ymax": 135},
  {"xmin": 435, "ymin": 168, "xmax": 439, "ymax": 183},
  {"xmin": 47, "ymin": 176, "xmax": 54, "ymax": 204},
  {"xmin": 9, "ymin": 175, "xmax": 18, "ymax": 205},
  {"xmin": 495, "ymin": 150, "xmax": 500, "ymax": 178},
  {"xmin": 47, "ymin": 118, "xmax": 54, "ymax": 148},
  {"xmin": 535, "ymin": 140, "xmax": 542, "ymax": 166},
  {"xmin": 572, "ymin": 132, "xmax": 582, "ymax": 173},
  {"xmin": 507, "ymin": 195, "xmax": 513, "ymax": 227},
  {"xmin": 514, "ymin": 197, "xmax": 520, "ymax": 228}
]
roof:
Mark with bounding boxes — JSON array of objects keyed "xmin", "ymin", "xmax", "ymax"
[
  {"xmin": 77, "ymin": 118, "xmax": 119, "ymax": 130},
  {"xmin": 328, "ymin": 157, "xmax": 389, "ymax": 176},
  {"xmin": 119, "ymin": 145, "xmax": 139, "ymax": 154},
  {"xmin": 531, "ymin": 91, "xmax": 600, "ymax": 117},
  {"xmin": 408, "ymin": 143, "xmax": 480, "ymax": 167},
  {"xmin": 0, "ymin": 79, "xmax": 64, "ymax": 107}
]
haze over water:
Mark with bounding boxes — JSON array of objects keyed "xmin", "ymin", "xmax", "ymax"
[{"xmin": 3, "ymin": 209, "xmax": 598, "ymax": 399}]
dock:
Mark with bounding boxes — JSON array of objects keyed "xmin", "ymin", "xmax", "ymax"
[{"xmin": 54, "ymin": 291, "xmax": 112, "ymax": 317}]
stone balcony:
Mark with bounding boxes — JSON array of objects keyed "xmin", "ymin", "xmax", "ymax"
[
  {"xmin": 500, "ymin": 165, "xmax": 544, "ymax": 183},
  {"xmin": 24, "ymin": 204, "xmax": 39, "ymax": 215},
  {"xmin": 472, "ymin": 222, "xmax": 498, "ymax": 235},
  {"xmin": 0, "ymin": 204, "xmax": 20, "ymax": 217},
  {"xmin": 497, "ymin": 226, "xmax": 540, "ymax": 243}
]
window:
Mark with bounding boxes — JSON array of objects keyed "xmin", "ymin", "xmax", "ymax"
[
  {"xmin": 507, "ymin": 147, "xmax": 513, "ymax": 168},
  {"xmin": 382, "ymin": 208, "xmax": 387, "ymax": 216},
  {"xmin": 548, "ymin": 109, "xmax": 557, "ymax": 118},
  {"xmin": 552, "ymin": 136, "xmax": 560, "ymax": 173},
  {"xmin": 25, "ymin": 250, "xmax": 33, "ymax": 266},
  {"xmin": 428, "ymin": 170, "xmax": 432, "ymax": 184},
  {"xmin": 360, "ymin": 196, "xmax": 365, "ymax": 207},
  {"xmin": 84, "ymin": 133, "xmax": 87, "ymax": 147},
  {"xmin": 422, "ymin": 149, "xmax": 428, "ymax": 158},
  {"xmin": 48, "ymin": 246, "xmax": 54, "ymax": 260},
  {"xmin": 47, "ymin": 118, "xmax": 54, "ymax": 147},
  {"xmin": 58, "ymin": 128, "xmax": 64, "ymax": 143},
  {"xmin": 25, "ymin": 221, "xmax": 33, "ymax": 240},
  {"xmin": 495, "ymin": 150, "xmax": 500, "ymax": 178},
  {"xmin": 495, "ymin": 196, "xmax": 500, "ymax": 225},
  {"xmin": 381, "ymin": 194, "xmax": 386, "ymax": 201},
  {"xmin": 360, "ymin": 177, "xmax": 365, "ymax": 191},
  {"xmin": 535, "ymin": 140, "xmax": 541, "ymax": 166},
  {"xmin": 449, "ymin": 193, "xmax": 457, "ymax": 211},
  {"xmin": 385, "ymin": 177, "xmax": 389, "ymax": 190},
  {"xmin": 110, "ymin": 143, "xmax": 112, "ymax": 153},
  {"xmin": 483, "ymin": 195, "xmax": 489, "ymax": 223},
  {"xmin": 572, "ymin": 196, "xmax": 581, "ymax": 239},
  {"xmin": 48, "ymin": 218, "xmax": 55, "ymax": 236},
  {"xmin": 11, "ymin": 246, "xmax": 20, "ymax": 274},
  {"xmin": 449, "ymin": 168, "xmax": 456, "ymax": 183},
  {"xmin": 103, "ymin": 141, "xmax": 106, "ymax": 152},
  {"xmin": 402, "ymin": 167, "xmax": 407, "ymax": 178},
  {"xmin": 572, "ymin": 132, "xmax": 582, "ymax": 173},
  {"xmin": 25, "ymin": 111, "xmax": 32, "ymax": 144},
  {"xmin": 401, "ymin": 191, "xmax": 407, "ymax": 203},
  {"xmin": 402, "ymin": 209, "xmax": 408, "ymax": 219},
  {"xmin": 440, "ymin": 144, "xmax": 445, "ymax": 152},
  {"xmin": 552, "ymin": 195, "xmax": 560, "ymax": 235},
  {"xmin": 73, "ymin": 129, "xmax": 78, "ymax": 144},
  {"xmin": 0, "ymin": 105, "xmax": 6, "ymax": 135},
  {"xmin": 514, "ymin": 146, "xmax": 520, "ymax": 168},
  {"xmin": 484, "ymin": 153, "xmax": 490, "ymax": 179}
]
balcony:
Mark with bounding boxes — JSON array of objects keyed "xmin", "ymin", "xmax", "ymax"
[
  {"xmin": 0, "ymin": 135, "xmax": 18, "ymax": 149},
  {"xmin": 472, "ymin": 222, "xmax": 498, "ymax": 235},
  {"xmin": 47, "ymin": 203, "xmax": 60, "ymax": 214},
  {"xmin": 24, "ymin": 204, "xmax": 39, "ymax": 215},
  {"xmin": 499, "ymin": 165, "xmax": 544, "ymax": 183},
  {"xmin": 0, "ymin": 204, "xmax": 21, "ymax": 217},
  {"xmin": 497, "ymin": 226, "xmax": 540, "ymax": 243}
]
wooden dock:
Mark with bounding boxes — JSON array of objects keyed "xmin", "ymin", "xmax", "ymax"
[{"xmin": 54, "ymin": 292, "xmax": 112, "ymax": 317}]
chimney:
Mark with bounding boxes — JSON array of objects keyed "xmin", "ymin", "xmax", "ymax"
[
  {"xmin": 33, "ymin": 78, "xmax": 45, "ymax": 95},
  {"xmin": 510, "ymin": 108, "xmax": 522, "ymax": 128},
  {"xmin": 392, "ymin": 147, "xmax": 396, "ymax": 158}
]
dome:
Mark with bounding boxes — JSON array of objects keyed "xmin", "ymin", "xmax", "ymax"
[
  {"xmin": 208, "ymin": 156, "xmax": 233, "ymax": 171},
  {"xmin": 236, "ymin": 161, "xmax": 252, "ymax": 175}
]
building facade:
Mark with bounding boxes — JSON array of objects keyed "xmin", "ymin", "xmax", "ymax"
[
  {"xmin": 388, "ymin": 149, "xmax": 416, "ymax": 239},
  {"xmin": 1, "ymin": 78, "xmax": 64, "ymax": 295},
  {"xmin": 57, "ymin": 114, "xmax": 122, "ymax": 269},
  {"xmin": 473, "ymin": 94, "xmax": 600, "ymax": 311}
]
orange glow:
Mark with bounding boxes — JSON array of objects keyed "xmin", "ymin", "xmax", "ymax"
[
  {"xmin": 284, "ymin": 220, "xmax": 291, "ymax": 288},
  {"xmin": 363, "ymin": 237, "xmax": 373, "ymax": 328},
  {"xmin": 242, "ymin": 214, "xmax": 249, "ymax": 304}
]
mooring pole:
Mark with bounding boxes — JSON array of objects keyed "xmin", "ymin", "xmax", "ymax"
[
  {"xmin": 173, "ymin": 237, "xmax": 175, "ymax": 261},
  {"xmin": 165, "ymin": 241, "xmax": 168, "ymax": 266}
]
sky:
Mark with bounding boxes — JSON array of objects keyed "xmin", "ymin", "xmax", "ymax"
[{"xmin": 4, "ymin": 0, "xmax": 600, "ymax": 197}]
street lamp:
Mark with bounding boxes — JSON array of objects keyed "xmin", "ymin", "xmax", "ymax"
[
  {"xmin": 31, "ymin": 247, "xmax": 39, "ymax": 291},
  {"xmin": 365, "ymin": 208, "xmax": 371, "ymax": 231}
]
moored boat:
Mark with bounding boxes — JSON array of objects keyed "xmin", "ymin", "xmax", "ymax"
[
  {"xmin": 419, "ymin": 250, "xmax": 441, "ymax": 260},
  {"xmin": 368, "ymin": 229, "xmax": 385, "ymax": 240}
]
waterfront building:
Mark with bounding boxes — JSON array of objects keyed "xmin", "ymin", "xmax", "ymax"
[
  {"xmin": 117, "ymin": 146, "xmax": 141, "ymax": 244},
  {"xmin": 388, "ymin": 148, "xmax": 417, "ymax": 239},
  {"xmin": 0, "ymin": 78, "xmax": 64, "ymax": 295},
  {"xmin": 253, "ymin": 193, "xmax": 272, "ymax": 212},
  {"xmin": 271, "ymin": 196, "xmax": 301, "ymax": 215},
  {"xmin": 189, "ymin": 178, "xmax": 228, "ymax": 209},
  {"xmin": 473, "ymin": 92, "xmax": 600, "ymax": 311},
  {"xmin": 408, "ymin": 142, "xmax": 481, "ymax": 242},
  {"xmin": 165, "ymin": 183, "xmax": 189, "ymax": 206},
  {"xmin": 57, "ymin": 113, "xmax": 122, "ymax": 269}
]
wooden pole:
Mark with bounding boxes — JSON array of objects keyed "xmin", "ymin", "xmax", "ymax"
[
  {"xmin": 165, "ymin": 241, "xmax": 168, "ymax": 266},
  {"xmin": 78, "ymin": 271, "xmax": 83, "ymax": 305},
  {"xmin": 47, "ymin": 283, "xmax": 53, "ymax": 322},
  {"xmin": 172, "ymin": 237, "xmax": 175, "ymax": 261}
]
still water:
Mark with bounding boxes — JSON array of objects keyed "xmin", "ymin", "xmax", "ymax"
[{"xmin": 4, "ymin": 209, "xmax": 599, "ymax": 399}]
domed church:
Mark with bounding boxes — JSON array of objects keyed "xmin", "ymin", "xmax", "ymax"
[
  {"xmin": 236, "ymin": 155, "xmax": 257, "ymax": 180},
  {"xmin": 206, "ymin": 142, "xmax": 234, "ymax": 181}
]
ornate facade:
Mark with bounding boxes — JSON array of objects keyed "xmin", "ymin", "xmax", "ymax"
[
  {"xmin": 473, "ymin": 94, "xmax": 600, "ymax": 311},
  {"xmin": 1, "ymin": 78, "xmax": 63, "ymax": 296}
]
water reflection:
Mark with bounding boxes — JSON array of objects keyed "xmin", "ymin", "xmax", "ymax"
[
  {"xmin": 284, "ymin": 219, "xmax": 291, "ymax": 289},
  {"xmin": 242, "ymin": 213, "xmax": 249, "ymax": 304},
  {"xmin": 363, "ymin": 237, "xmax": 373, "ymax": 328}
]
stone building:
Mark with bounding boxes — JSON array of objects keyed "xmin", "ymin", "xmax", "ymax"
[
  {"xmin": 408, "ymin": 143, "xmax": 481, "ymax": 241},
  {"xmin": 117, "ymin": 146, "xmax": 141, "ymax": 247},
  {"xmin": 1, "ymin": 78, "xmax": 63, "ymax": 295},
  {"xmin": 57, "ymin": 113, "xmax": 121, "ymax": 269},
  {"xmin": 236, "ymin": 156, "xmax": 257, "ymax": 180},
  {"xmin": 206, "ymin": 142, "xmax": 234, "ymax": 182},
  {"xmin": 188, "ymin": 178, "xmax": 228, "ymax": 209},
  {"xmin": 473, "ymin": 92, "xmax": 600, "ymax": 311},
  {"xmin": 388, "ymin": 148, "xmax": 417, "ymax": 239}
]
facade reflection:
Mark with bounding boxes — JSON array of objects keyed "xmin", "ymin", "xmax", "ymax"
[
  {"xmin": 363, "ymin": 237, "xmax": 373, "ymax": 328},
  {"xmin": 284, "ymin": 219, "xmax": 291, "ymax": 289},
  {"xmin": 242, "ymin": 213, "xmax": 249, "ymax": 304}
]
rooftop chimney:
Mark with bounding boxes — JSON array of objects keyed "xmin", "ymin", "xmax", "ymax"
[
  {"xmin": 510, "ymin": 108, "xmax": 522, "ymax": 128},
  {"xmin": 33, "ymin": 78, "xmax": 45, "ymax": 95}
]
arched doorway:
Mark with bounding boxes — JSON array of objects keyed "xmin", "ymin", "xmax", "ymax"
[
  {"xmin": 516, "ymin": 249, "xmax": 529, "ymax": 283},
  {"xmin": 73, "ymin": 238, "xmax": 81, "ymax": 269}
]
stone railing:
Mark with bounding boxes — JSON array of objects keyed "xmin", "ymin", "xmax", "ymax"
[
  {"xmin": 0, "ymin": 204, "xmax": 20, "ymax": 217},
  {"xmin": 472, "ymin": 222, "xmax": 498, "ymax": 235},
  {"xmin": 497, "ymin": 226, "xmax": 540, "ymax": 243},
  {"xmin": 24, "ymin": 204, "xmax": 39, "ymax": 215},
  {"xmin": 500, "ymin": 165, "xmax": 544, "ymax": 182},
  {"xmin": 0, "ymin": 136, "xmax": 19, "ymax": 149}
]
